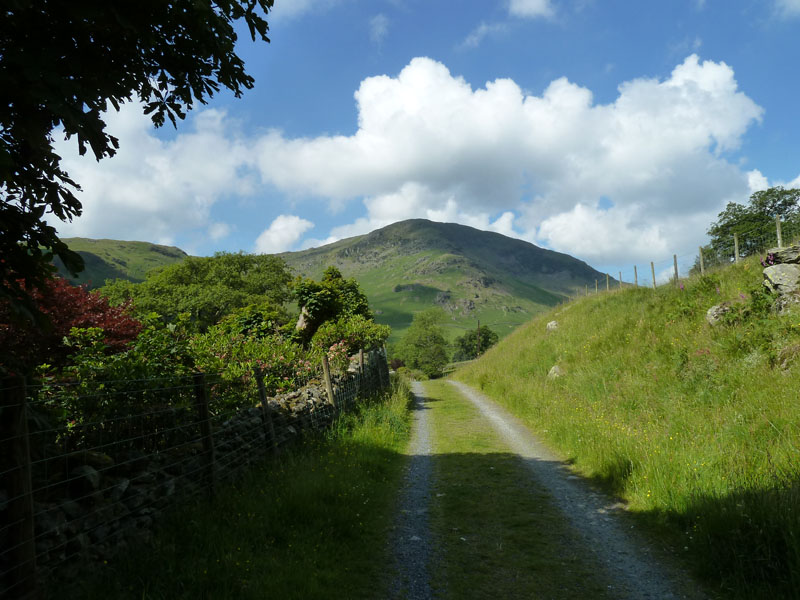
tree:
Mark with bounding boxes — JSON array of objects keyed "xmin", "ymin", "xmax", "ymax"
[
  {"xmin": 397, "ymin": 308, "xmax": 450, "ymax": 378},
  {"xmin": 99, "ymin": 252, "xmax": 293, "ymax": 332},
  {"xmin": 293, "ymin": 267, "xmax": 373, "ymax": 344},
  {"xmin": 695, "ymin": 187, "xmax": 800, "ymax": 272},
  {"xmin": 453, "ymin": 325, "xmax": 499, "ymax": 361},
  {"xmin": 0, "ymin": 276, "xmax": 143, "ymax": 375},
  {"xmin": 1, "ymin": 0, "xmax": 273, "ymax": 315}
]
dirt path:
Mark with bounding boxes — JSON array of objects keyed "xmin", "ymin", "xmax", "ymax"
[
  {"xmin": 447, "ymin": 379, "xmax": 704, "ymax": 600},
  {"xmin": 387, "ymin": 382, "xmax": 434, "ymax": 600}
]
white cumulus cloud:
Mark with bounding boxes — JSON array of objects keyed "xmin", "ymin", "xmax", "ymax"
[
  {"xmin": 255, "ymin": 215, "xmax": 315, "ymax": 253},
  {"xmin": 253, "ymin": 54, "xmax": 763, "ymax": 264},
  {"xmin": 51, "ymin": 54, "xmax": 780, "ymax": 272},
  {"xmin": 50, "ymin": 106, "xmax": 256, "ymax": 245}
]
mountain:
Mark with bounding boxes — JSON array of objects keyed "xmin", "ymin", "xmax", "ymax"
[
  {"xmin": 55, "ymin": 222, "xmax": 609, "ymax": 343},
  {"xmin": 280, "ymin": 219, "xmax": 608, "ymax": 343},
  {"xmin": 53, "ymin": 238, "xmax": 188, "ymax": 288}
]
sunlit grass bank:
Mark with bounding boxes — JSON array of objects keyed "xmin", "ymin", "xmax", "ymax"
[
  {"xmin": 456, "ymin": 257, "xmax": 800, "ymax": 598},
  {"xmin": 60, "ymin": 381, "xmax": 412, "ymax": 600}
]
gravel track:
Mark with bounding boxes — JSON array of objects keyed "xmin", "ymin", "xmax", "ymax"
[
  {"xmin": 448, "ymin": 380, "xmax": 705, "ymax": 600},
  {"xmin": 387, "ymin": 381, "xmax": 434, "ymax": 600}
]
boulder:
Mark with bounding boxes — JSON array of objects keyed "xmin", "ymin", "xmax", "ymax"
[
  {"xmin": 763, "ymin": 263, "xmax": 800, "ymax": 296},
  {"xmin": 109, "ymin": 479, "xmax": 130, "ymax": 502},
  {"xmin": 706, "ymin": 303, "xmax": 731, "ymax": 326},
  {"xmin": 765, "ymin": 245, "xmax": 800, "ymax": 265},
  {"xmin": 546, "ymin": 320, "xmax": 559, "ymax": 331},
  {"xmin": 69, "ymin": 465, "xmax": 100, "ymax": 495},
  {"xmin": 547, "ymin": 365, "xmax": 565, "ymax": 379}
]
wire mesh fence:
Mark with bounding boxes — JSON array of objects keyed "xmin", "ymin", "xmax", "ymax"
[
  {"xmin": 0, "ymin": 347, "xmax": 391, "ymax": 599},
  {"xmin": 580, "ymin": 217, "xmax": 800, "ymax": 295}
]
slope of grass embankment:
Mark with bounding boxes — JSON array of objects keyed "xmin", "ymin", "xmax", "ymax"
[
  {"xmin": 61, "ymin": 382, "xmax": 412, "ymax": 600},
  {"xmin": 456, "ymin": 256, "xmax": 800, "ymax": 598}
]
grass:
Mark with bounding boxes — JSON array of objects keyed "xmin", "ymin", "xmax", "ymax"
[
  {"xmin": 455, "ymin": 255, "xmax": 800, "ymax": 598},
  {"xmin": 55, "ymin": 238, "xmax": 187, "ymax": 288},
  {"xmin": 55, "ymin": 381, "xmax": 412, "ymax": 600},
  {"xmin": 422, "ymin": 379, "xmax": 616, "ymax": 599}
]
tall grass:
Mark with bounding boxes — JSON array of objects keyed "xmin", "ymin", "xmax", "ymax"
[
  {"xmin": 57, "ymin": 381, "xmax": 412, "ymax": 600},
  {"xmin": 456, "ymin": 256, "xmax": 800, "ymax": 598}
]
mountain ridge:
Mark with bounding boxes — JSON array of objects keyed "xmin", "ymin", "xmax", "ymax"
[
  {"xmin": 279, "ymin": 219, "xmax": 608, "ymax": 341},
  {"xmin": 56, "ymin": 220, "xmax": 610, "ymax": 342}
]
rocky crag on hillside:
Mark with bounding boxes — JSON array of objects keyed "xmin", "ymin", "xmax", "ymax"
[
  {"xmin": 761, "ymin": 244, "xmax": 800, "ymax": 311},
  {"xmin": 705, "ymin": 243, "xmax": 800, "ymax": 326}
]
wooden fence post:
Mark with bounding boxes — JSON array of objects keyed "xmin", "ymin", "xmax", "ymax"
[
  {"xmin": 650, "ymin": 262, "xmax": 656, "ymax": 290},
  {"xmin": 595, "ymin": 279, "xmax": 598, "ymax": 293},
  {"xmin": 673, "ymin": 255, "xmax": 679, "ymax": 287},
  {"xmin": 734, "ymin": 233, "xmax": 740, "ymax": 263},
  {"xmin": 585, "ymin": 284, "xmax": 588, "ymax": 296},
  {"xmin": 634, "ymin": 265, "xmax": 638, "ymax": 287},
  {"xmin": 0, "ymin": 377, "xmax": 38, "ymax": 600},
  {"xmin": 254, "ymin": 369, "xmax": 278, "ymax": 455},
  {"xmin": 321, "ymin": 355, "xmax": 336, "ymax": 407},
  {"xmin": 606, "ymin": 273, "xmax": 610, "ymax": 291},
  {"xmin": 777, "ymin": 216, "xmax": 783, "ymax": 249},
  {"xmin": 618, "ymin": 272, "xmax": 622, "ymax": 289},
  {"xmin": 193, "ymin": 373, "xmax": 216, "ymax": 497},
  {"xmin": 699, "ymin": 246, "xmax": 705, "ymax": 275},
  {"xmin": 372, "ymin": 349, "xmax": 382, "ymax": 390}
]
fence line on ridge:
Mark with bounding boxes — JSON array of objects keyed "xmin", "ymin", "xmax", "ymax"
[{"xmin": 581, "ymin": 217, "xmax": 800, "ymax": 296}]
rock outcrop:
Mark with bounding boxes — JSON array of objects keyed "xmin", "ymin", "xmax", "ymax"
[{"xmin": 763, "ymin": 244, "xmax": 800, "ymax": 311}]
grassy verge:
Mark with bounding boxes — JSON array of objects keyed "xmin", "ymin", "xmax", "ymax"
[
  {"xmin": 423, "ymin": 379, "xmax": 615, "ymax": 599},
  {"xmin": 56, "ymin": 381, "xmax": 412, "ymax": 600},
  {"xmin": 455, "ymin": 256, "xmax": 800, "ymax": 598}
]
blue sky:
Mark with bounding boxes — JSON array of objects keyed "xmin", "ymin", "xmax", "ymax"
[{"xmin": 52, "ymin": 0, "xmax": 800, "ymax": 281}]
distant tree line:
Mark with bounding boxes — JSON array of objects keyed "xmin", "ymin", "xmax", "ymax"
[
  {"xmin": 695, "ymin": 187, "xmax": 800, "ymax": 271},
  {"xmin": 393, "ymin": 308, "xmax": 499, "ymax": 378}
]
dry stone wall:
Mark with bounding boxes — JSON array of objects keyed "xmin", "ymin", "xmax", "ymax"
[{"xmin": 0, "ymin": 349, "xmax": 390, "ymax": 596}]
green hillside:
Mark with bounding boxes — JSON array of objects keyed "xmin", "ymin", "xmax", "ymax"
[
  {"xmin": 57, "ymin": 222, "xmax": 610, "ymax": 344},
  {"xmin": 54, "ymin": 238, "xmax": 188, "ymax": 288},
  {"xmin": 281, "ymin": 219, "xmax": 608, "ymax": 343},
  {"xmin": 455, "ymin": 255, "xmax": 800, "ymax": 598}
]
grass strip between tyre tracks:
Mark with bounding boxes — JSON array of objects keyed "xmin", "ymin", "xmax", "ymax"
[{"xmin": 423, "ymin": 379, "xmax": 616, "ymax": 600}]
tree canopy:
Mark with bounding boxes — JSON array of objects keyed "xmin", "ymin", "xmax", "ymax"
[
  {"xmin": 293, "ymin": 267, "xmax": 373, "ymax": 344},
  {"xmin": 396, "ymin": 308, "xmax": 450, "ymax": 378},
  {"xmin": 453, "ymin": 325, "xmax": 499, "ymax": 361},
  {"xmin": 700, "ymin": 187, "xmax": 800, "ymax": 266},
  {"xmin": 1, "ymin": 0, "xmax": 273, "ymax": 315},
  {"xmin": 0, "ymin": 276, "xmax": 143, "ymax": 376},
  {"xmin": 100, "ymin": 252, "xmax": 292, "ymax": 332}
]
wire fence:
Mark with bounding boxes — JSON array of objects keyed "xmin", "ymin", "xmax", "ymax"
[
  {"xmin": 0, "ymin": 348, "xmax": 391, "ymax": 599},
  {"xmin": 581, "ymin": 217, "xmax": 800, "ymax": 295}
]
